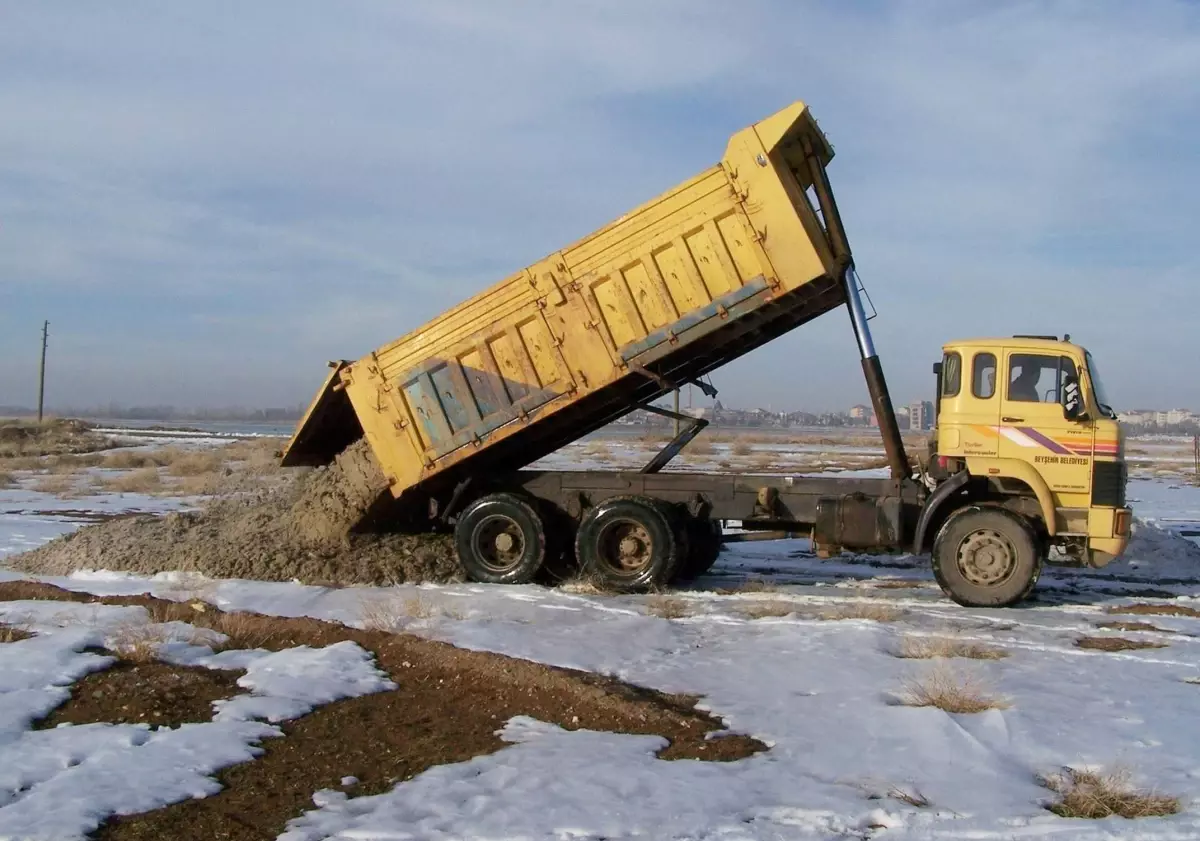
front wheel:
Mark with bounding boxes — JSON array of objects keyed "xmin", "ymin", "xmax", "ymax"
[{"xmin": 932, "ymin": 506, "xmax": 1041, "ymax": 607}]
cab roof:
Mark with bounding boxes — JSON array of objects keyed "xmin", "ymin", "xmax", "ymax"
[{"xmin": 943, "ymin": 336, "xmax": 1088, "ymax": 355}]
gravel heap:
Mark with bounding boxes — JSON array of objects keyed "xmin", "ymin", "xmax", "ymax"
[{"xmin": 9, "ymin": 439, "xmax": 462, "ymax": 586}]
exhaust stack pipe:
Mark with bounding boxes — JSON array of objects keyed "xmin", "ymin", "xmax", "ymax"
[{"xmin": 844, "ymin": 267, "xmax": 910, "ymax": 480}]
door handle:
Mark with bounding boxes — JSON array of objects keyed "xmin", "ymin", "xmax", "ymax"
[{"xmin": 1002, "ymin": 417, "xmax": 1024, "ymax": 423}]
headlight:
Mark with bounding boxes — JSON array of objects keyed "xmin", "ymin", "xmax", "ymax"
[{"xmin": 1114, "ymin": 509, "xmax": 1131, "ymax": 537}]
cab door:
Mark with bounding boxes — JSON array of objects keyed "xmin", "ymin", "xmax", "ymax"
[
  {"xmin": 954, "ymin": 349, "xmax": 1001, "ymax": 457},
  {"xmin": 997, "ymin": 350, "xmax": 1092, "ymax": 495}
]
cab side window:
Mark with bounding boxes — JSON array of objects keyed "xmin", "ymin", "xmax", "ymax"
[
  {"xmin": 941, "ymin": 352, "xmax": 961, "ymax": 397},
  {"xmin": 972, "ymin": 353, "xmax": 996, "ymax": 399},
  {"xmin": 1008, "ymin": 354, "xmax": 1079, "ymax": 403}
]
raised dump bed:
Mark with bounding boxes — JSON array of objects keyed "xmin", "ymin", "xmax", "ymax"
[{"xmin": 284, "ymin": 101, "xmax": 852, "ymax": 508}]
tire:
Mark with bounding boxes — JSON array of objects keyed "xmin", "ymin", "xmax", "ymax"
[
  {"xmin": 574, "ymin": 495, "xmax": 680, "ymax": 592},
  {"xmin": 677, "ymin": 518, "xmax": 723, "ymax": 580},
  {"xmin": 454, "ymin": 493, "xmax": 547, "ymax": 585},
  {"xmin": 931, "ymin": 505, "xmax": 1042, "ymax": 607}
]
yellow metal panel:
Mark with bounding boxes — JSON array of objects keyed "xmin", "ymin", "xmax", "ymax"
[
  {"xmin": 716, "ymin": 211, "xmax": 763, "ymax": 285},
  {"xmin": 621, "ymin": 260, "xmax": 674, "ymax": 331},
  {"xmin": 963, "ymin": 456, "xmax": 1059, "ymax": 536},
  {"xmin": 517, "ymin": 317, "xmax": 560, "ymax": 390},
  {"xmin": 290, "ymin": 99, "xmax": 857, "ymax": 498},
  {"xmin": 487, "ymin": 333, "xmax": 530, "ymax": 404},
  {"xmin": 563, "ymin": 167, "xmax": 730, "ymax": 274},
  {"xmin": 684, "ymin": 226, "xmax": 737, "ymax": 299},
  {"xmin": 589, "ymin": 275, "xmax": 641, "ymax": 348}
]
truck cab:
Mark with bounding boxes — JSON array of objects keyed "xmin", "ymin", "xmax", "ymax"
[{"xmin": 929, "ymin": 336, "xmax": 1130, "ymax": 586}]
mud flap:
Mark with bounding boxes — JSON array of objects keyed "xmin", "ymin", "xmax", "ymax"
[{"xmin": 281, "ymin": 362, "xmax": 364, "ymax": 467}]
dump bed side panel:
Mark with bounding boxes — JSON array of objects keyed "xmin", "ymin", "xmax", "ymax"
[{"xmin": 295, "ymin": 101, "xmax": 848, "ymax": 502}]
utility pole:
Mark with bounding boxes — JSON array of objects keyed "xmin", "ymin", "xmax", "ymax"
[
  {"xmin": 673, "ymin": 388, "xmax": 680, "ymax": 436},
  {"xmin": 37, "ymin": 321, "xmax": 48, "ymax": 423},
  {"xmin": 1193, "ymin": 434, "xmax": 1198, "ymax": 485}
]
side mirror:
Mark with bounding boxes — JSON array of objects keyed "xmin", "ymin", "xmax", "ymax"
[{"xmin": 1062, "ymin": 375, "xmax": 1085, "ymax": 421}]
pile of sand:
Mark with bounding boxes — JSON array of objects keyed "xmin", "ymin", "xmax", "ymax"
[{"xmin": 9, "ymin": 440, "xmax": 462, "ymax": 586}]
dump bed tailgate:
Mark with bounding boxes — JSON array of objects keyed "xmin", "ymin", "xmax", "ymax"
[{"xmin": 281, "ymin": 362, "xmax": 361, "ymax": 467}]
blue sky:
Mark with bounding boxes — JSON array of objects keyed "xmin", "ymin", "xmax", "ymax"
[{"xmin": 1, "ymin": 0, "xmax": 1197, "ymax": 413}]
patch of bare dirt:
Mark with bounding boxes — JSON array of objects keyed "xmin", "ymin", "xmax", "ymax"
[
  {"xmin": 0, "ymin": 580, "xmax": 95, "ymax": 602},
  {"xmin": 0, "ymin": 582, "xmax": 763, "ymax": 841},
  {"xmin": 1075, "ymin": 636, "xmax": 1167, "ymax": 652},
  {"xmin": 1106, "ymin": 603, "xmax": 1200, "ymax": 618},
  {"xmin": 1095, "ymin": 620, "xmax": 1167, "ymax": 633},
  {"xmin": 38, "ymin": 661, "xmax": 244, "ymax": 729},
  {"xmin": 8, "ymin": 440, "xmax": 461, "ymax": 586}
]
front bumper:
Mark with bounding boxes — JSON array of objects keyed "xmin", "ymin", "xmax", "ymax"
[{"xmin": 1086, "ymin": 506, "xmax": 1133, "ymax": 567}]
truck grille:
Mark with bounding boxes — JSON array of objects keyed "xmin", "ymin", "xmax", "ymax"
[{"xmin": 1091, "ymin": 461, "xmax": 1126, "ymax": 507}]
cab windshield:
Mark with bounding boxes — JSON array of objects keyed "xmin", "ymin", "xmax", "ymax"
[{"xmin": 1085, "ymin": 351, "xmax": 1115, "ymax": 418}]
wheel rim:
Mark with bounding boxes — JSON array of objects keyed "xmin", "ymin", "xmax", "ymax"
[
  {"xmin": 471, "ymin": 514, "xmax": 526, "ymax": 573},
  {"xmin": 956, "ymin": 528, "xmax": 1017, "ymax": 587},
  {"xmin": 596, "ymin": 518, "xmax": 654, "ymax": 576}
]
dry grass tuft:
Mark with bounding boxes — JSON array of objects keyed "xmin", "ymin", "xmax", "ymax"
[
  {"xmin": 888, "ymin": 786, "xmax": 931, "ymax": 809},
  {"xmin": 737, "ymin": 601, "xmax": 797, "ymax": 620},
  {"xmin": 894, "ymin": 635, "xmax": 1009, "ymax": 661},
  {"xmin": 819, "ymin": 602, "xmax": 903, "ymax": 623},
  {"xmin": 1105, "ymin": 603, "xmax": 1200, "ymax": 618},
  {"xmin": 47, "ymin": 452, "xmax": 106, "ymax": 472},
  {"xmin": 873, "ymin": 579, "xmax": 927, "ymax": 590},
  {"xmin": 645, "ymin": 595, "xmax": 691, "ymax": 619},
  {"xmin": 108, "ymin": 622, "xmax": 174, "ymax": 662},
  {"xmin": 749, "ymin": 453, "xmax": 776, "ymax": 470},
  {"xmin": 1095, "ymin": 620, "xmax": 1166, "ymax": 633},
  {"xmin": 358, "ymin": 593, "xmax": 464, "ymax": 631},
  {"xmin": 164, "ymin": 449, "xmax": 226, "ymax": 477},
  {"xmin": 0, "ymin": 469, "xmax": 16, "ymax": 488},
  {"xmin": 0, "ymin": 619, "xmax": 33, "ymax": 643},
  {"xmin": 731, "ymin": 440, "xmax": 753, "ymax": 457},
  {"xmin": 102, "ymin": 467, "xmax": 163, "ymax": 494},
  {"xmin": 684, "ymin": 439, "xmax": 716, "ymax": 457},
  {"xmin": 716, "ymin": 576, "xmax": 778, "ymax": 595},
  {"xmin": 31, "ymin": 473, "xmax": 79, "ymax": 496},
  {"xmin": 201, "ymin": 611, "xmax": 285, "ymax": 651},
  {"xmin": 1075, "ymin": 636, "xmax": 1167, "ymax": 652},
  {"xmin": 101, "ymin": 449, "xmax": 158, "ymax": 470},
  {"xmin": 2, "ymin": 455, "xmax": 44, "ymax": 471},
  {"xmin": 1039, "ymin": 767, "xmax": 1181, "ymax": 819},
  {"xmin": 558, "ymin": 575, "xmax": 607, "ymax": 596},
  {"xmin": 897, "ymin": 664, "xmax": 1010, "ymax": 714}
]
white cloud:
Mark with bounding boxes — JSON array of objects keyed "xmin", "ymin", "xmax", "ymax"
[{"xmin": 0, "ymin": 0, "xmax": 1196, "ymax": 411}]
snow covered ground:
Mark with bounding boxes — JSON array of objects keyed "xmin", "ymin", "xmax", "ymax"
[
  {"xmin": 2, "ymin": 467, "xmax": 1200, "ymax": 838},
  {"xmin": 0, "ymin": 597, "xmax": 393, "ymax": 839}
]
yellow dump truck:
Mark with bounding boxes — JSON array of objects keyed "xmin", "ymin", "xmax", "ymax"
[{"xmin": 284, "ymin": 100, "xmax": 1130, "ymax": 607}]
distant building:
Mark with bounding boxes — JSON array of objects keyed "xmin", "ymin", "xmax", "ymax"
[
  {"xmin": 908, "ymin": 400, "xmax": 934, "ymax": 432},
  {"xmin": 1117, "ymin": 411, "xmax": 1154, "ymax": 426},
  {"xmin": 848, "ymin": 404, "xmax": 869, "ymax": 420}
]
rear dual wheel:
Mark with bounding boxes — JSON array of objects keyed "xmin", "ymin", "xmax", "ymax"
[
  {"xmin": 575, "ymin": 496, "xmax": 680, "ymax": 592},
  {"xmin": 677, "ymin": 517, "xmax": 723, "ymax": 580},
  {"xmin": 454, "ymin": 493, "xmax": 548, "ymax": 585}
]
